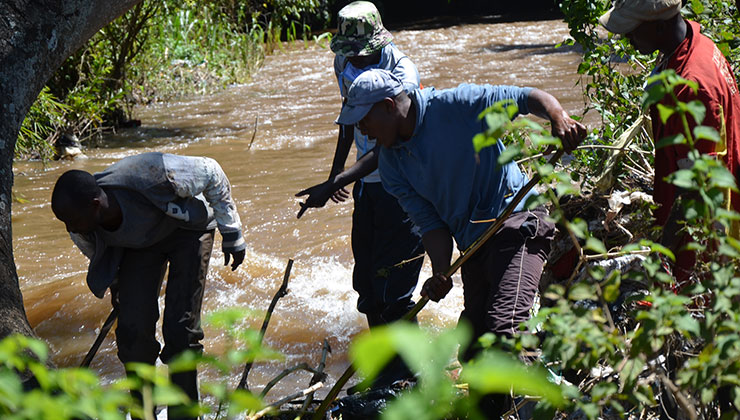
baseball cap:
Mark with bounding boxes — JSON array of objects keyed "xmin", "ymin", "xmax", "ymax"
[
  {"xmin": 336, "ymin": 69, "xmax": 404, "ymax": 125},
  {"xmin": 599, "ymin": 0, "xmax": 682, "ymax": 34},
  {"xmin": 330, "ymin": 1, "xmax": 393, "ymax": 57}
]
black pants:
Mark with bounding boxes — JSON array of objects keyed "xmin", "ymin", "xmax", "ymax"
[
  {"xmin": 112, "ymin": 228, "xmax": 214, "ymax": 420},
  {"xmin": 351, "ymin": 181, "xmax": 424, "ymax": 325},
  {"xmin": 459, "ymin": 209, "xmax": 554, "ymax": 418}
]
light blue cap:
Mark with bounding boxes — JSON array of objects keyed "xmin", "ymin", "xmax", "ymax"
[{"xmin": 336, "ymin": 69, "xmax": 404, "ymax": 125}]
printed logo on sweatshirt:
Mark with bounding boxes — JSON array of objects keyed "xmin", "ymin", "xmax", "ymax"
[{"xmin": 166, "ymin": 202, "xmax": 190, "ymax": 222}]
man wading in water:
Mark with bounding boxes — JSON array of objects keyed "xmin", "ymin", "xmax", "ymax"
[
  {"xmin": 336, "ymin": 69, "xmax": 586, "ymax": 417},
  {"xmin": 295, "ymin": 1, "xmax": 423, "ymax": 390},
  {"xmin": 51, "ymin": 152, "xmax": 246, "ymax": 420}
]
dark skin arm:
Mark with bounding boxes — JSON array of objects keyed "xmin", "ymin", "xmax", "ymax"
[
  {"xmin": 296, "ymin": 126, "xmax": 380, "ymax": 218},
  {"xmin": 420, "ymin": 228, "xmax": 454, "ymax": 302},
  {"xmin": 526, "ymin": 88, "xmax": 587, "ymax": 152}
]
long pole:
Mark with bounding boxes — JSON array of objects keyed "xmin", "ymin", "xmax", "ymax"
[{"xmin": 312, "ymin": 149, "xmax": 565, "ymax": 419}]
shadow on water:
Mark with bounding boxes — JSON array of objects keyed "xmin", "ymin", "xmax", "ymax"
[
  {"xmin": 388, "ymin": 12, "xmax": 564, "ymax": 32},
  {"xmin": 479, "ymin": 42, "xmax": 583, "ymax": 57},
  {"xmin": 88, "ymin": 126, "xmax": 189, "ymax": 149}
]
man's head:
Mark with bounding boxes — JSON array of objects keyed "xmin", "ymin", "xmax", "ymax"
[
  {"xmin": 336, "ymin": 69, "xmax": 410, "ymax": 148},
  {"xmin": 330, "ymin": 1, "xmax": 392, "ymax": 58},
  {"xmin": 51, "ymin": 170, "xmax": 103, "ymax": 234},
  {"xmin": 599, "ymin": 0, "xmax": 683, "ymax": 54}
]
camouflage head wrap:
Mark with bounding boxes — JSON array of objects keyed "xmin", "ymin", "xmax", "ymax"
[{"xmin": 330, "ymin": 1, "xmax": 393, "ymax": 57}]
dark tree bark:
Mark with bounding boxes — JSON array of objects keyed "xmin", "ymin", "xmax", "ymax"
[{"xmin": 0, "ymin": 0, "xmax": 142, "ymax": 341}]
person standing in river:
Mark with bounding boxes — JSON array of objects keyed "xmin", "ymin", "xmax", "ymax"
[
  {"xmin": 336, "ymin": 68, "xmax": 586, "ymax": 416},
  {"xmin": 294, "ymin": 1, "xmax": 424, "ymax": 389},
  {"xmin": 599, "ymin": 0, "xmax": 740, "ymax": 288},
  {"xmin": 51, "ymin": 152, "xmax": 246, "ymax": 420}
]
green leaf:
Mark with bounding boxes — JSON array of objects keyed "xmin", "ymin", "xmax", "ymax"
[
  {"xmin": 667, "ymin": 169, "xmax": 698, "ymax": 189},
  {"xmin": 693, "ymin": 126, "xmax": 720, "ymax": 142},
  {"xmin": 152, "ymin": 383, "xmax": 189, "ymax": 406},
  {"xmin": 675, "ymin": 314, "xmax": 700, "ymax": 337},
  {"xmin": 620, "ymin": 358, "xmax": 645, "ymax": 389},
  {"xmin": 349, "ymin": 328, "xmax": 397, "ymax": 382},
  {"xmin": 497, "ymin": 144, "xmax": 522, "ymax": 165},
  {"xmin": 709, "ymin": 166, "xmax": 739, "ymax": 190},
  {"xmin": 655, "ymin": 133, "xmax": 686, "ymax": 149},
  {"xmin": 685, "ymin": 100, "xmax": 706, "ymax": 125},
  {"xmin": 473, "ymin": 133, "xmax": 498, "ymax": 154},
  {"xmin": 602, "ymin": 273, "xmax": 621, "ymax": 303},
  {"xmin": 657, "ymin": 103, "xmax": 676, "ymax": 124},
  {"xmin": 642, "ymin": 82, "xmax": 668, "ymax": 108},
  {"xmin": 585, "ymin": 237, "xmax": 607, "ymax": 255},
  {"xmin": 461, "ymin": 350, "xmax": 566, "ymax": 407},
  {"xmin": 228, "ymin": 389, "xmax": 264, "ymax": 414},
  {"xmin": 569, "ymin": 283, "xmax": 596, "ymax": 301}
]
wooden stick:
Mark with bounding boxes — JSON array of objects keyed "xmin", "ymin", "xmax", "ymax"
[
  {"xmin": 247, "ymin": 115, "xmax": 259, "ymax": 150},
  {"xmin": 312, "ymin": 149, "xmax": 566, "ymax": 420},
  {"xmin": 248, "ymin": 382, "xmax": 324, "ymax": 420},
  {"xmin": 237, "ymin": 259, "xmax": 294, "ymax": 390},
  {"xmin": 80, "ymin": 308, "xmax": 118, "ymax": 368},
  {"xmin": 259, "ymin": 363, "xmax": 317, "ymax": 398},
  {"xmin": 300, "ymin": 339, "xmax": 331, "ymax": 415}
]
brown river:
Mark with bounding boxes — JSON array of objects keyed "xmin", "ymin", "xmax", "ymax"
[{"xmin": 12, "ymin": 18, "xmax": 588, "ymax": 404}]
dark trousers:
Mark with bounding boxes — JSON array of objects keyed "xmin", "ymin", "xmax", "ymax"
[
  {"xmin": 351, "ymin": 181, "xmax": 424, "ymax": 325},
  {"xmin": 459, "ymin": 209, "xmax": 554, "ymax": 418},
  {"xmin": 112, "ymin": 228, "xmax": 214, "ymax": 420}
]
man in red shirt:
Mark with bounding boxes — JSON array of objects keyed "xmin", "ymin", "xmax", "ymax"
[{"xmin": 600, "ymin": 0, "xmax": 740, "ymax": 284}]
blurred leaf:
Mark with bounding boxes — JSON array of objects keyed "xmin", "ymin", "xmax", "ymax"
[
  {"xmin": 585, "ymin": 237, "xmax": 607, "ymax": 254},
  {"xmin": 685, "ymin": 100, "xmax": 706, "ymax": 125},
  {"xmin": 657, "ymin": 103, "xmax": 676, "ymax": 124},
  {"xmin": 602, "ymin": 272, "xmax": 621, "ymax": 303},
  {"xmin": 693, "ymin": 126, "xmax": 720, "ymax": 142},
  {"xmin": 656, "ymin": 133, "xmax": 686, "ymax": 149},
  {"xmin": 569, "ymin": 283, "xmax": 596, "ymax": 301},
  {"xmin": 461, "ymin": 350, "xmax": 566, "ymax": 407}
]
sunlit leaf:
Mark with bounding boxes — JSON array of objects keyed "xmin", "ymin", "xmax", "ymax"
[
  {"xmin": 569, "ymin": 283, "xmax": 596, "ymax": 301},
  {"xmin": 585, "ymin": 237, "xmax": 607, "ymax": 255},
  {"xmin": 667, "ymin": 169, "xmax": 697, "ymax": 189},
  {"xmin": 461, "ymin": 350, "xmax": 566, "ymax": 407},
  {"xmin": 602, "ymin": 272, "xmax": 621, "ymax": 303},
  {"xmin": 685, "ymin": 100, "xmax": 706, "ymax": 125},
  {"xmin": 656, "ymin": 103, "xmax": 676, "ymax": 124},
  {"xmin": 693, "ymin": 126, "xmax": 720, "ymax": 142}
]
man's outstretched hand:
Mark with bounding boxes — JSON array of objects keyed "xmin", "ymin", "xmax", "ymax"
[
  {"xmin": 224, "ymin": 249, "xmax": 245, "ymax": 271},
  {"xmin": 295, "ymin": 180, "xmax": 347, "ymax": 219}
]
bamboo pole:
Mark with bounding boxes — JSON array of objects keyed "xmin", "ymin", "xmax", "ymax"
[{"xmin": 312, "ymin": 149, "xmax": 566, "ymax": 419}]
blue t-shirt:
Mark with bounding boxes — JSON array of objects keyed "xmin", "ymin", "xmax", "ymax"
[
  {"xmin": 334, "ymin": 43, "xmax": 420, "ymax": 183},
  {"xmin": 379, "ymin": 84, "xmax": 537, "ymax": 250}
]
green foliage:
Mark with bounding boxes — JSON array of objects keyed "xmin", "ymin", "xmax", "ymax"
[
  {"xmin": 467, "ymin": 64, "xmax": 740, "ymax": 417},
  {"xmin": 0, "ymin": 309, "xmax": 282, "ymax": 419},
  {"xmin": 350, "ymin": 322, "xmax": 567, "ymax": 420}
]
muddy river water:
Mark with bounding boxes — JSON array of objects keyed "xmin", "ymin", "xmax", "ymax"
[{"xmin": 12, "ymin": 18, "xmax": 589, "ymax": 402}]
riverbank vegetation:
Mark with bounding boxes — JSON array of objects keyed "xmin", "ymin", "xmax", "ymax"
[{"xmin": 16, "ymin": 0, "xmax": 331, "ymax": 160}]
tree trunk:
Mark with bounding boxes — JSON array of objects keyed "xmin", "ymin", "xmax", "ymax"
[{"xmin": 0, "ymin": 0, "xmax": 142, "ymax": 341}]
